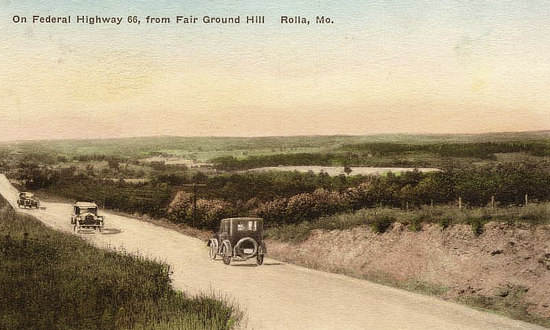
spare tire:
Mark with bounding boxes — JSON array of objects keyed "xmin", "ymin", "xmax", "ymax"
[{"xmin": 234, "ymin": 237, "xmax": 258, "ymax": 259}]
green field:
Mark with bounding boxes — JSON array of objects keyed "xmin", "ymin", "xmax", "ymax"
[{"xmin": 1, "ymin": 131, "xmax": 548, "ymax": 163}]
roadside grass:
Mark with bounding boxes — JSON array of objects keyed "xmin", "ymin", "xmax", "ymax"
[
  {"xmin": 362, "ymin": 270, "xmax": 450, "ymax": 297},
  {"xmin": 266, "ymin": 202, "xmax": 550, "ymax": 242},
  {"xmin": 458, "ymin": 286, "xmax": 550, "ymax": 328},
  {"xmin": 0, "ymin": 201, "xmax": 241, "ymax": 330}
]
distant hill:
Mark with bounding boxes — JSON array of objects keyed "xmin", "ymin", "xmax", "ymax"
[{"xmin": 1, "ymin": 131, "xmax": 548, "ymax": 161}]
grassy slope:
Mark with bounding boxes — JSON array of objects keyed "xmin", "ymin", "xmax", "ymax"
[
  {"xmin": 0, "ymin": 200, "xmax": 241, "ymax": 330},
  {"xmin": 266, "ymin": 203, "xmax": 550, "ymax": 243}
]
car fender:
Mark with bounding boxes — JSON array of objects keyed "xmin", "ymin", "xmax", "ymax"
[
  {"xmin": 259, "ymin": 241, "xmax": 267, "ymax": 255},
  {"xmin": 207, "ymin": 238, "xmax": 218, "ymax": 247},
  {"xmin": 221, "ymin": 240, "xmax": 232, "ymax": 257}
]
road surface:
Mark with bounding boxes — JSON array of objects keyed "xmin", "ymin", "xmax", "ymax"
[{"xmin": 0, "ymin": 175, "xmax": 543, "ymax": 330}]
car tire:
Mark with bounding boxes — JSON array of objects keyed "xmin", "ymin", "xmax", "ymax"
[
  {"xmin": 223, "ymin": 255, "xmax": 231, "ymax": 265},
  {"xmin": 209, "ymin": 241, "xmax": 218, "ymax": 260},
  {"xmin": 221, "ymin": 244, "xmax": 231, "ymax": 265}
]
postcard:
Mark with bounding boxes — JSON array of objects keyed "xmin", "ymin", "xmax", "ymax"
[{"xmin": 1, "ymin": 1, "xmax": 548, "ymax": 329}]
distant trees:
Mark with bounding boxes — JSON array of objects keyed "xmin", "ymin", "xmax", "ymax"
[
  {"xmin": 167, "ymin": 191, "xmax": 233, "ymax": 229},
  {"xmin": 212, "ymin": 140, "xmax": 550, "ymax": 170},
  {"xmin": 10, "ymin": 156, "xmax": 550, "ymax": 230}
]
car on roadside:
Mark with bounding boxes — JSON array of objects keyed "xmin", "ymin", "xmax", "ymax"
[
  {"xmin": 17, "ymin": 192, "xmax": 40, "ymax": 209},
  {"xmin": 208, "ymin": 217, "xmax": 266, "ymax": 265},
  {"xmin": 71, "ymin": 202, "xmax": 105, "ymax": 233}
]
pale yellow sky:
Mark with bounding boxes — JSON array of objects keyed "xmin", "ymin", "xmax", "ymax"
[{"xmin": 1, "ymin": 1, "xmax": 549, "ymax": 141}]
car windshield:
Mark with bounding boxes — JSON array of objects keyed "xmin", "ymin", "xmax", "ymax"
[
  {"xmin": 76, "ymin": 207, "xmax": 97, "ymax": 215},
  {"xmin": 236, "ymin": 220, "xmax": 257, "ymax": 231}
]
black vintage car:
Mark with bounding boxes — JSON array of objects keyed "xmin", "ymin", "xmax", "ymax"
[
  {"xmin": 17, "ymin": 192, "xmax": 40, "ymax": 209},
  {"xmin": 208, "ymin": 217, "xmax": 266, "ymax": 265},
  {"xmin": 71, "ymin": 202, "xmax": 105, "ymax": 233}
]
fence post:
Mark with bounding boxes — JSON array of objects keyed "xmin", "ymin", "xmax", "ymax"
[
  {"xmin": 458, "ymin": 196, "xmax": 462, "ymax": 209},
  {"xmin": 491, "ymin": 195, "xmax": 495, "ymax": 208},
  {"xmin": 525, "ymin": 193, "xmax": 528, "ymax": 206},
  {"xmin": 430, "ymin": 199, "xmax": 434, "ymax": 207}
]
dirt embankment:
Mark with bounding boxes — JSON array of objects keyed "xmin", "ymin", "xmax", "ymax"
[{"xmin": 267, "ymin": 222, "xmax": 550, "ymax": 324}]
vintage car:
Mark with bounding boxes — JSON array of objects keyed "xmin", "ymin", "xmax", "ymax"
[
  {"xmin": 208, "ymin": 217, "xmax": 266, "ymax": 265},
  {"xmin": 17, "ymin": 192, "xmax": 40, "ymax": 209},
  {"xmin": 71, "ymin": 202, "xmax": 105, "ymax": 233}
]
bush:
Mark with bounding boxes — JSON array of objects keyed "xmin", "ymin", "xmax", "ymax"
[
  {"xmin": 408, "ymin": 216, "xmax": 423, "ymax": 232},
  {"xmin": 438, "ymin": 217, "xmax": 452, "ymax": 229},
  {"xmin": 265, "ymin": 222, "xmax": 312, "ymax": 243},
  {"xmin": 468, "ymin": 217, "xmax": 485, "ymax": 236},
  {"xmin": 370, "ymin": 215, "xmax": 394, "ymax": 234}
]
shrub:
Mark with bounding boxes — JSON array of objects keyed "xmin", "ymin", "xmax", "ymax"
[
  {"xmin": 408, "ymin": 216, "xmax": 423, "ymax": 232},
  {"xmin": 438, "ymin": 217, "xmax": 452, "ymax": 229},
  {"xmin": 370, "ymin": 215, "xmax": 394, "ymax": 234},
  {"xmin": 265, "ymin": 222, "xmax": 312, "ymax": 243},
  {"xmin": 468, "ymin": 217, "xmax": 485, "ymax": 236}
]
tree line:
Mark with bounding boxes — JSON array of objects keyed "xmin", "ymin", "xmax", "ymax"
[
  {"xmin": 212, "ymin": 140, "xmax": 550, "ymax": 170},
  {"xmin": 167, "ymin": 163, "xmax": 550, "ymax": 229},
  {"xmin": 11, "ymin": 161, "xmax": 550, "ymax": 230}
]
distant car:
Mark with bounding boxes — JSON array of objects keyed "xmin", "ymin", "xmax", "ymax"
[
  {"xmin": 71, "ymin": 202, "xmax": 104, "ymax": 233},
  {"xmin": 208, "ymin": 217, "xmax": 266, "ymax": 265},
  {"xmin": 17, "ymin": 192, "xmax": 40, "ymax": 209}
]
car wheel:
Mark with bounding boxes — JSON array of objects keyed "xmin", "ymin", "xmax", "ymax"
[
  {"xmin": 256, "ymin": 254, "xmax": 264, "ymax": 266},
  {"xmin": 223, "ymin": 255, "xmax": 231, "ymax": 265},
  {"xmin": 209, "ymin": 242, "xmax": 218, "ymax": 260},
  {"xmin": 221, "ymin": 244, "xmax": 231, "ymax": 265}
]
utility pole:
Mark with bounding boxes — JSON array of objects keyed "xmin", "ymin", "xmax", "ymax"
[{"xmin": 181, "ymin": 183, "xmax": 207, "ymax": 225}]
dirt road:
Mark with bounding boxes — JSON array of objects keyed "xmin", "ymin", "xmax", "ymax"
[{"xmin": 0, "ymin": 175, "xmax": 543, "ymax": 330}]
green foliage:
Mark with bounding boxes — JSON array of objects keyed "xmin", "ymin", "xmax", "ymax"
[
  {"xmin": 266, "ymin": 203, "xmax": 549, "ymax": 242},
  {"xmin": 45, "ymin": 177, "xmax": 172, "ymax": 218},
  {"xmin": 212, "ymin": 139, "xmax": 550, "ymax": 170},
  {"xmin": 341, "ymin": 141, "xmax": 550, "ymax": 158},
  {"xmin": 468, "ymin": 217, "xmax": 486, "ymax": 236},
  {"xmin": 265, "ymin": 222, "xmax": 312, "ymax": 244},
  {"xmin": 0, "ymin": 202, "xmax": 240, "ymax": 330},
  {"xmin": 167, "ymin": 192, "xmax": 234, "ymax": 230},
  {"xmin": 5, "ymin": 134, "xmax": 550, "ymax": 232},
  {"xmin": 370, "ymin": 215, "xmax": 394, "ymax": 234},
  {"xmin": 458, "ymin": 286, "xmax": 550, "ymax": 328},
  {"xmin": 408, "ymin": 216, "xmax": 423, "ymax": 232},
  {"xmin": 438, "ymin": 217, "xmax": 452, "ymax": 229},
  {"xmin": 203, "ymin": 171, "xmax": 362, "ymax": 203}
]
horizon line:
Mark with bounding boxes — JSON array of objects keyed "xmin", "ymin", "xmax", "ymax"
[{"xmin": 1, "ymin": 129, "xmax": 548, "ymax": 144}]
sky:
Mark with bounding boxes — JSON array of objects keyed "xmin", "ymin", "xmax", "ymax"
[{"xmin": 1, "ymin": 1, "xmax": 549, "ymax": 141}]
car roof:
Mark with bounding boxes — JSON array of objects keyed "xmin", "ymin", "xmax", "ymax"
[
  {"xmin": 73, "ymin": 202, "xmax": 98, "ymax": 208},
  {"xmin": 221, "ymin": 217, "xmax": 262, "ymax": 222},
  {"xmin": 20, "ymin": 192, "xmax": 34, "ymax": 196}
]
